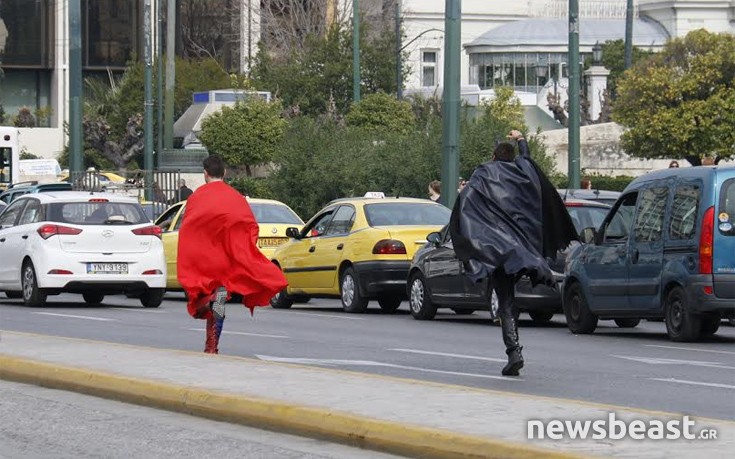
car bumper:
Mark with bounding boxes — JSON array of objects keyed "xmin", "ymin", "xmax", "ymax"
[
  {"xmin": 514, "ymin": 273, "xmax": 563, "ymax": 311},
  {"xmin": 687, "ymin": 275, "xmax": 735, "ymax": 314},
  {"xmin": 353, "ymin": 261, "xmax": 410, "ymax": 297}
]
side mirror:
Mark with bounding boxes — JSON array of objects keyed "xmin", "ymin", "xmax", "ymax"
[
  {"xmin": 426, "ymin": 231, "xmax": 442, "ymax": 246},
  {"xmin": 580, "ymin": 227, "xmax": 597, "ymax": 245},
  {"xmin": 286, "ymin": 227, "xmax": 301, "ymax": 239}
]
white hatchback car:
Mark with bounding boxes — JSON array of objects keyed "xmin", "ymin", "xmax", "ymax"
[{"xmin": 0, "ymin": 192, "xmax": 166, "ymax": 307}]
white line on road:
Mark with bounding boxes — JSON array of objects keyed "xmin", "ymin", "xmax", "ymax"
[
  {"xmin": 650, "ymin": 378, "xmax": 735, "ymax": 390},
  {"xmin": 286, "ymin": 311, "xmax": 365, "ymax": 321},
  {"xmin": 188, "ymin": 328, "xmax": 288, "ymax": 339},
  {"xmin": 256, "ymin": 355, "xmax": 521, "ymax": 381},
  {"xmin": 644, "ymin": 344, "xmax": 735, "ymax": 356},
  {"xmin": 611, "ymin": 355, "xmax": 735, "ymax": 370},
  {"xmin": 110, "ymin": 308, "xmax": 167, "ymax": 314},
  {"xmin": 31, "ymin": 312, "xmax": 116, "ymax": 322},
  {"xmin": 388, "ymin": 348, "xmax": 506, "ymax": 363}
]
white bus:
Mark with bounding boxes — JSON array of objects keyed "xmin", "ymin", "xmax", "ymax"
[{"xmin": 0, "ymin": 127, "xmax": 20, "ymax": 190}]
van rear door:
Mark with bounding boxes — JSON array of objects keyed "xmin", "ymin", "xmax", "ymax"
[{"xmin": 713, "ymin": 176, "xmax": 735, "ymax": 298}]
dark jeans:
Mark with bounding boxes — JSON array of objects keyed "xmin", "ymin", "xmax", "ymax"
[{"xmin": 492, "ymin": 269, "xmax": 520, "ymax": 353}]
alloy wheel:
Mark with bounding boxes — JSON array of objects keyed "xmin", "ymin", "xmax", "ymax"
[
  {"xmin": 410, "ymin": 278, "xmax": 424, "ymax": 313},
  {"xmin": 342, "ymin": 274, "xmax": 355, "ymax": 306},
  {"xmin": 23, "ymin": 266, "xmax": 35, "ymax": 301}
]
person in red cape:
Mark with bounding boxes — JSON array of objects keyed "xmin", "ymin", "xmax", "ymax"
[{"xmin": 177, "ymin": 154, "xmax": 288, "ymax": 353}]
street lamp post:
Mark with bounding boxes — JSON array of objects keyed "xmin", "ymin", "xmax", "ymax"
[
  {"xmin": 568, "ymin": 0, "xmax": 581, "ymax": 190},
  {"xmin": 440, "ymin": 0, "xmax": 461, "ymax": 208},
  {"xmin": 352, "ymin": 0, "xmax": 360, "ymax": 103}
]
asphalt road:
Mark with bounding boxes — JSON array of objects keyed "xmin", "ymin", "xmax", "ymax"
[
  {"xmin": 0, "ymin": 380, "xmax": 401, "ymax": 459},
  {"xmin": 1, "ymin": 293, "xmax": 733, "ymax": 420}
]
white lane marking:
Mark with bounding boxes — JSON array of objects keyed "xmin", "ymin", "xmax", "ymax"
[
  {"xmin": 388, "ymin": 348, "xmax": 506, "ymax": 363},
  {"xmin": 650, "ymin": 378, "xmax": 735, "ymax": 390},
  {"xmin": 188, "ymin": 328, "xmax": 288, "ymax": 339},
  {"xmin": 611, "ymin": 355, "xmax": 735, "ymax": 370},
  {"xmin": 287, "ymin": 311, "xmax": 365, "ymax": 321},
  {"xmin": 110, "ymin": 307, "xmax": 167, "ymax": 314},
  {"xmin": 644, "ymin": 344, "xmax": 735, "ymax": 356},
  {"xmin": 255, "ymin": 355, "xmax": 521, "ymax": 381},
  {"xmin": 31, "ymin": 312, "xmax": 116, "ymax": 322}
]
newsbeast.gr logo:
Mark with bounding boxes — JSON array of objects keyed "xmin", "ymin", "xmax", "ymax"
[{"xmin": 528, "ymin": 413, "xmax": 718, "ymax": 441}]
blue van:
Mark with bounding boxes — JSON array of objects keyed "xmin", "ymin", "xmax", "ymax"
[{"xmin": 563, "ymin": 165, "xmax": 735, "ymax": 341}]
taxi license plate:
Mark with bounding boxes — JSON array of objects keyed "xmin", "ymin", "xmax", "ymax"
[
  {"xmin": 87, "ymin": 263, "xmax": 128, "ymax": 274},
  {"xmin": 258, "ymin": 237, "xmax": 286, "ymax": 248}
]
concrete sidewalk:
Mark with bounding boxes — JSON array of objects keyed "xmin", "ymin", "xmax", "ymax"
[{"xmin": 0, "ymin": 331, "xmax": 732, "ymax": 459}]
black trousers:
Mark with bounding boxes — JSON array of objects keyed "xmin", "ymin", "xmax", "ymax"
[{"xmin": 492, "ymin": 269, "xmax": 521, "ymax": 352}]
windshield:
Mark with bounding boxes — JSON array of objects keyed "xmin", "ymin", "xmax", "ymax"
[
  {"xmin": 365, "ymin": 202, "xmax": 451, "ymax": 226},
  {"xmin": 250, "ymin": 203, "xmax": 302, "ymax": 224},
  {"xmin": 48, "ymin": 202, "xmax": 148, "ymax": 225},
  {"xmin": 567, "ymin": 205, "xmax": 610, "ymax": 233}
]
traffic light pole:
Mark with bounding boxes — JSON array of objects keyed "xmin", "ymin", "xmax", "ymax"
[
  {"xmin": 624, "ymin": 0, "xmax": 634, "ymax": 69},
  {"xmin": 568, "ymin": 0, "xmax": 581, "ymax": 189},
  {"xmin": 440, "ymin": 0, "xmax": 460, "ymax": 208},
  {"xmin": 352, "ymin": 0, "xmax": 360, "ymax": 103},
  {"xmin": 68, "ymin": 0, "xmax": 83, "ymax": 174},
  {"xmin": 144, "ymin": 0, "xmax": 154, "ymax": 197}
]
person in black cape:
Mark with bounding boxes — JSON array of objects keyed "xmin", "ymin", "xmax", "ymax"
[{"xmin": 449, "ymin": 130, "xmax": 577, "ymax": 376}]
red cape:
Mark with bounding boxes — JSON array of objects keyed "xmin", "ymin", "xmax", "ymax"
[{"xmin": 177, "ymin": 181, "xmax": 288, "ymax": 318}]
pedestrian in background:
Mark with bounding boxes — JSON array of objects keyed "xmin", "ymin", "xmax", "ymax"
[
  {"xmin": 580, "ymin": 177, "xmax": 593, "ymax": 190},
  {"xmin": 177, "ymin": 179, "xmax": 193, "ymax": 201},
  {"xmin": 669, "ymin": 160, "xmax": 680, "ymax": 169},
  {"xmin": 428, "ymin": 180, "xmax": 441, "ymax": 202},
  {"xmin": 177, "ymin": 155, "xmax": 287, "ymax": 354},
  {"xmin": 450, "ymin": 130, "xmax": 576, "ymax": 376}
]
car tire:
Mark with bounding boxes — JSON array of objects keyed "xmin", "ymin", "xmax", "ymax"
[
  {"xmin": 4, "ymin": 291, "xmax": 22, "ymax": 299},
  {"xmin": 378, "ymin": 296, "xmax": 401, "ymax": 313},
  {"xmin": 665, "ymin": 286, "xmax": 701, "ymax": 342},
  {"xmin": 529, "ymin": 311, "xmax": 554, "ymax": 324},
  {"xmin": 292, "ymin": 295, "xmax": 310, "ymax": 304},
  {"xmin": 451, "ymin": 308, "xmax": 475, "ymax": 315},
  {"xmin": 408, "ymin": 272, "xmax": 437, "ymax": 320},
  {"xmin": 614, "ymin": 318, "xmax": 640, "ymax": 328},
  {"xmin": 563, "ymin": 282, "xmax": 597, "ymax": 334},
  {"xmin": 700, "ymin": 314, "xmax": 721, "ymax": 336},
  {"xmin": 341, "ymin": 267, "xmax": 368, "ymax": 313},
  {"xmin": 82, "ymin": 292, "xmax": 105, "ymax": 305},
  {"xmin": 140, "ymin": 288, "xmax": 165, "ymax": 308},
  {"xmin": 22, "ymin": 261, "xmax": 47, "ymax": 307},
  {"xmin": 270, "ymin": 289, "xmax": 294, "ymax": 309}
]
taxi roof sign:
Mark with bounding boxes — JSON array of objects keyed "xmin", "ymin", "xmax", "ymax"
[{"xmin": 364, "ymin": 192, "xmax": 385, "ymax": 199}]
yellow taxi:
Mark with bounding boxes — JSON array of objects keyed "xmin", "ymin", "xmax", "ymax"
[
  {"xmin": 270, "ymin": 195, "xmax": 450, "ymax": 313},
  {"xmin": 154, "ymin": 197, "xmax": 304, "ymax": 290}
]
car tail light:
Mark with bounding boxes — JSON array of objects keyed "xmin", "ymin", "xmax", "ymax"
[
  {"xmin": 372, "ymin": 239, "xmax": 407, "ymax": 255},
  {"xmin": 132, "ymin": 225, "xmax": 162, "ymax": 239},
  {"xmin": 142, "ymin": 269, "xmax": 163, "ymax": 275},
  {"xmin": 699, "ymin": 206, "xmax": 714, "ymax": 274},
  {"xmin": 89, "ymin": 198, "xmax": 109, "ymax": 202},
  {"xmin": 48, "ymin": 269, "xmax": 73, "ymax": 275},
  {"xmin": 37, "ymin": 224, "xmax": 83, "ymax": 239}
]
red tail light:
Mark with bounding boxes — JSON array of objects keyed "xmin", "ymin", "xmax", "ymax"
[
  {"xmin": 699, "ymin": 206, "xmax": 714, "ymax": 274},
  {"xmin": 48, "ymin": 269, "xmax": 73, "ymax": 275},
  {"xmin": 132, "ymin": 225, "xmax": 162, "ymax": 239},
  {"xmin": 37, "ymin": 224, "xmax": 83, "ymax": 239},
  {"xmin": 372, "ymin": 239, "xmax": 407, "ymax": 255},
  {"xmin": 89, "ymin": 198, "xmax": 109, "ymax": 203},
  {"xmin": 142, "ymin": 269, "xmax": 163, "ymax": 275}
]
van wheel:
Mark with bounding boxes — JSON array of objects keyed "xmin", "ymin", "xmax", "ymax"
[
  {"xmin": 665, "ymin": 287, "xmax": 701, "ymax": 342},
  {"xmin": 700, "ymin": 314, "xmax": 721, "ymax": 336},
  {"xmin": 270, "ymin": 289, "xmax": 294, "ymax": 309},
  {"xmin": 563, "ymin": 282, "xmax": 597, "ymax": 334},
  {"xmin": 341, "ymin": 267, "xmax": 368, "ymax": 313},
  {"xmin": 22, "ymin": 262, "xmax": 47, "ymax": 307},
  {"xmin": 140, "ymin": 289, "xmax": 165, "ymax": 308},
  {"xmin": 529, "ymin": 311, "xmax": 554, "ymax": 324},
  {"xmin": 408, "ymin": 272, "xmax": 437, "ymax": 320},
  {"xmin": 82, "ymin": 292, "xmax": 105, "ymax": 305},
  {"xmin": 614, "ymin": 318, "xmax": 640, "ymax": 328},
  {"xmin": 378, "ymin": 296, "xmax": 401, "ymax": 313}
]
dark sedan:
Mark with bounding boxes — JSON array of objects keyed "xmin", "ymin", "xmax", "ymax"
[{"xmin": 407, "ymin": 198, "xmax": 611, "ymax": 323}]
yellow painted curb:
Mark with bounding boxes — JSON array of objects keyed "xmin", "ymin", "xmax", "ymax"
[{"xmin": 0, "ymin": 354, "xmax": 591, "ymax": 459}]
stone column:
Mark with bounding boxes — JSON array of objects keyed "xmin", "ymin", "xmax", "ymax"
[{"xmin": 584, "ymin": 65, "xmax": 610, "ymax": 122}]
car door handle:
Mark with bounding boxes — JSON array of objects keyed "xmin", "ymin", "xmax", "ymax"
[
  {"xmin": 22, "ymin": 235, "xmax": 28, "ymax": 240},
  {"xmin": 309, "ymin": 246, "xmax": 316, "ymax": 253},
  {"xmin": 337, "ymin": 243, "xmax": 344, "ymax": 250},
  {"xmin": 631, "ymin": 248, "xmax": 640, "ymax": 264}
]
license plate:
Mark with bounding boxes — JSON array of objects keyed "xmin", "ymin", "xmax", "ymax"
[
  {"xmin": 87, "ymin": 263, "xmax": 128, "ymax": 274},
  {"xmin": 258, "ymin": 237, "xmax": 287, "ymax": 248}
]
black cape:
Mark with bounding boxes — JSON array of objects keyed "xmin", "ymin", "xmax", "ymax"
[{"xmin": 449, "ymin": 140, "xmax": 577, "ymax": 286}]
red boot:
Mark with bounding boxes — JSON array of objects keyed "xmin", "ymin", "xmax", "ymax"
[{"xmin": 204, "ymin": 317, "xmax": 219, "ymax": 354}]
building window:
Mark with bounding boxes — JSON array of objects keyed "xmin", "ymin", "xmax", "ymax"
[
  {"xmin": 83, "ymin": 0, "xmax": 138, "ymax": 69},
  {"xmin": 0, "ymin": 0, "xmax": 52, "ymax": 67},
  {"xmin": 421, "ymin": 50, "xmax": 438, "ymax": 87}
]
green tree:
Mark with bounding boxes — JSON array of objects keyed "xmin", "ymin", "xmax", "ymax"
[
  {"xmin": 614, "ymin": 30, "xmax": 735, "ymax": 166},
  {"xmin": 198, "ymin": 99, "xmax": 287, "ymax": 176},
  {"xmin": 346, "ymin": 92, "xmax": 415, "ymax": 134},
  {"xmin": 600, "ymin": 39, "xmax": 654, "ymax": 98}
]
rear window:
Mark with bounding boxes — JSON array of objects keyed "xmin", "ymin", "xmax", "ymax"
[
  {"xmin": 670, "ymin": 184, "xmax": 700, "ymax": 240},
  {"xmin": 719, "ymin": 178, "xmax": 735, "ymax": 236},
  {"xmin": 48, "ymin": 202, "xmax": 148, "ymax": 225},
  {"xmin": 365, "ymin": 202, "xmax": 450, "ymax": 226},
  {"xmin": 566, "ymin": 205, "xmax": 609, "ymax": 232},
  {"xmin": 250, "ymin": 203, "xmax": 302, "ymax": 224}
]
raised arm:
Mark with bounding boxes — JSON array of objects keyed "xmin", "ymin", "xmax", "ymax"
[{"xmin": 508, "ymin": 130, "xmax": 530, "ymax": 159}]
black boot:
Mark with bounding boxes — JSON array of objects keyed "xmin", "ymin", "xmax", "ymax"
[{"xmin": 502, "ymin": 346, "xmax": 524, "ymax": 376}]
